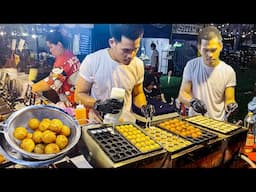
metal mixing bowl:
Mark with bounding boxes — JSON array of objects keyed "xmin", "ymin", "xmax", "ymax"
[{"xmin": 0, "ymin": 105, "xmax": 81, "ymax": 160}]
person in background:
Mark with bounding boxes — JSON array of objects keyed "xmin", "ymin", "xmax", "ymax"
[
  {"xmin": 132, "ymin": 72, "xmax": 175, "ymax": 117},
  {"xmin": 32, "ymin": 31, "xmax": 80, "ymax": 107},
  {"xmin": 150, "ymin": 42, "xmax": 159, "ymax": 72},
  {"xmin": 178, "ymin": 26, "xmax": 238, "ymax": 121},
  {"xmin": 75, "ymin": 24, "xmax": 154, "ymax": 123},
  {"xmin": 143, "ymin": 73, "xmax": 162, "ymax": 101}
]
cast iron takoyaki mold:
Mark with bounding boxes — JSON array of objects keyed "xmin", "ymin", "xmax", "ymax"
[
  {"xmin": 184, "ymin": 115, "xmax": 242, "ymax": 134},
  {"xmin": 87, "ymin": 127, "xmax": 141, "ymax": 163},
  {"xmin": 156, "ymin": 119, "xmax": 218, "ymax": 144}
]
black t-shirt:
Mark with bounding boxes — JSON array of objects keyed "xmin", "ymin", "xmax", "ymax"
[
  {"xmin": 144, "ymin": 88, "xmax": 161, "ymax": 100},
  {"xmin": 132, "ymin": 98, "xmax": 176, "ymax": 116}
]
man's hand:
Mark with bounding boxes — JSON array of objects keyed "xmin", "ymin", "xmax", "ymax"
[
  {"xmin": 248, "ymin": 97, "xmax": 256, "ymax": 113},
  {"xmin": 94, "ymin": 98, "xmax": 124, "ymax": 114},
  {"xmin": 190, "ymin": 98, "xmax": 207, "ymax": 115},
  {"xmin": 141, "ymin": 104, "xmax": 155, "ymax": 119}
]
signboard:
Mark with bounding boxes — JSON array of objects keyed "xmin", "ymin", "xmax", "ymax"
[{"xmin": 172, "ymin": 24, "xmax": 204, "ymax": 35}]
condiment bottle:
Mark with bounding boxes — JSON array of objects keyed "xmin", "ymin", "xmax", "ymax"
[
  {"xmin": 75, "ymin": 104, "xmax": 87, "ymax": 125},
  {"xmin": 244, "ymin": 112, "xmax": 255, "ymax": 153}
]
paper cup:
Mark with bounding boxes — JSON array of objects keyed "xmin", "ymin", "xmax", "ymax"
[{"xmin": 110, "ymin": 87, "xmax": 125, "ymax": 99}]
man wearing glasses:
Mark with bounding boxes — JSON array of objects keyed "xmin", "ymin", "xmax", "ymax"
[{"xmin": 75, "ymin": 24, "xmax": 153, "ymax": 123}]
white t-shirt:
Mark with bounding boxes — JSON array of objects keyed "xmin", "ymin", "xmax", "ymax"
[
  {"xmin": 79, "ymin": 48, "xmax": 144, "ymax": 122},
  {"xmin": 183, "ymin": 57, "xmax": 236, "ymax": 120}
]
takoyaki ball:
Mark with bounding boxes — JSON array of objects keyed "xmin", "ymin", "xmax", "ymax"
[
  {"xmin": 13, "ymin": 126, "xmax": 28, "ymax": 140},
  {"xmin": 32, "ymin": 130, "xmax": 43, "ymax": 143},
  {"xmin": 38, "ymin": 119, "xmax": 51, "ymax": 132},
  {"xmin": 56, "ymin": 135, "xmax": 68, "ymax": 149},
  {"xmin": 28, "ymin": 118, "xmax": 40, "ymax": 130},
  {"xmin": 41, "ymin": 130, "xmax": 56, "ymax": 144},
  {"xmin": 34, "ymin": 143, "xmax": 45, "ymax": 154},
  {"xmin": 60, "ymin": 125, "xmax": 71, "ymax": 137},
  {"xmin": 44, "ymin": 143, "xmax": 60, "ymax": 154},
  {"xmin": 20, "ymin": 138, "xmax": 35, "ymax": 153},
  {"xmin": 49, "ymin": 119, "xmax": 63, "ymax": 134}
]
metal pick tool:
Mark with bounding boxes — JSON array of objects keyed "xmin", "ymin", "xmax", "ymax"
[
  {"xmin": 201, "ymin": 111, "xmax": 206, "ymax": 116},
  {"xmin": 111, "ymin": 123, "xmax": 116, "ymax": 135},
  {"xmin": 225, "ymin": 103, "xmax": 238, "ymax": 120},
  {"xmin": 146, "ymin": 105, "xmax": 155, "ymax": 129}
]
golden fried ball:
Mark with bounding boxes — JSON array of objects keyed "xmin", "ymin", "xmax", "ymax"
[
  {"xmin": 20, "ymin": 138, "xmax": 35, "ymax": 153},
  {"xmin": 41, "ymin": 130, "xmax": 56, "ymax": 144},
  {"xmin": 13, "ymin": 126, "xmax": 28, "ymax": 140},
  {"xmin": 34, "ymin": 143, "xmax": 45, "ymax": 154},
  {"xmin": 45, "ymin": 143, "xmax": 60, "ymax": 154},
  {"xmin": 49, "ymin": 119, "xmax": 63, "ymax": 133},
  {"xmin": 56, "ymin": 135, "xmax": 68, "ymax": 149},
  {"xmin": 0, "ymin": 154, "xmax": 5, "ymax": 163},
  {"xmin": 26, "ymin": 133, "xmax": 33, "ymax": 139},
  {"xmin": 38, "ymin": 119, "xmax": 50, "ymax": 132},
  {"xmin": 60, "ymin": 125, "xmax": 71, "ymax": 137},
  {"xmin": 32, "ymin": 130, "xmax": 43, "ymax": 143},
  {"xmin": 42, "ymin": 118, "xmax": 51, "ymax": 123},
  {"xmin": 28, "ymin": 118, "xmax": 40, "ymax": 130}
]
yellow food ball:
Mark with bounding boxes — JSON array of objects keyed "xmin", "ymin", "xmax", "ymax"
[
  {"xmin": 49, "ymin": 119, "xmax": 63, "ymax": 133},
  {"xmin": 28, "ymin": 118, "xmax": 40, "ymax": 130},
  {"xmin": 0, "ymin": 154, "xmax": 5, "ymax": 163},
  {"xmin": 13, "ymin": 127, "xmax": 28, "ymax": 140},
  {"xmin": 20, "ymin": 138, "xmax": 35, "ymax": 153},
  {"xmin": 38, "ymin": 119, "xmax": 50, "ymax": 132},
  {"xmin": 60, "ymin": 125, "xmax": 71, "ymax": 137},
  {"xmin": 45, "ymin": 143, "xmax": 60, "ymax": 154},
  {"xmin": 42, "ymin": 118, "xmax": 51, "ymax": 123},
  {"xmin": 34, "ymin": 144, "xmax": 45, "ymax": 154},
  {"xmin": 56, "ymin": 135, "xmax": 68, "ymax": 149},
  {"xmin": 42, "ymin": 130, "xmax": 56, "ymax": 144},
  {"xmin": 32, "ymin": 130, "xmax": 43, "ymax": 143},
  {"xmin": 26, "ymin": 133, "xmax": 33, "ymax": 139}
]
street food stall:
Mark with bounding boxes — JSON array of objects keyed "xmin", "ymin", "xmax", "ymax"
[
  {"xmin": 0, "ymin": 69, "xmax": 251, "ymax": 168},
  {"xmin": 79, "ymin": 113, "xmax": 247, "ymax": 168},
  {"xmin": 1, "ymin": 23, "xmax": 256, "ymax": 168}
]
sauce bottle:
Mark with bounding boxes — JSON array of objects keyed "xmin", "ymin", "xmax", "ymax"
[
  {"xmin": 244, "ymin": 112, "xmax": 255, "ymax": 153},
  {"xmin": 75, "ymin": 104, "xmax": 87, "ymax": 125}
]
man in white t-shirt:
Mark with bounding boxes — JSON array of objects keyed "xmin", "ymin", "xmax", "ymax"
[
  {"xmin": 178, "ymin": 26, "xmax": 238, "ymax": 121},
  {"xmin": 75, "ymin": 24, "xmax": 153, "ymax": 123}
]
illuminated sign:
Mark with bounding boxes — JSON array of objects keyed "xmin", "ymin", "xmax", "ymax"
[{"xmin": 172, "ymin": 24, "xmax": 204, "ymax": 35}]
